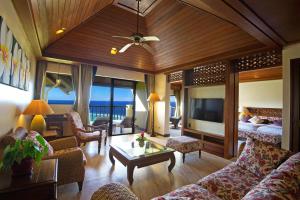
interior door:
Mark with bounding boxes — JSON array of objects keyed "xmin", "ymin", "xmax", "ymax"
[{"xmin": 290, "ymin": 58, "xmax": 300, "ymax": 152}]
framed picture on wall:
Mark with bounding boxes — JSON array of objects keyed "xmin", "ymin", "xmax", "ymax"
[{"xmin": 0, "ymin": 15, "xmax": 31, "ymax": 91}]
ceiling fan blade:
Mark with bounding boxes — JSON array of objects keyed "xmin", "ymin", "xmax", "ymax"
[
  {"xmin": 112, "ymin": 36, "xmax": 134, "ymax": 41},
  {"xmin": 141, "ymin": 43, "xmax": 155, "ymax": 55},
  {"xmin": 119, "ymin": 43, "xmax": 134, "ymax": 53},
  {"xmin": 143, "ymin": 36, "xmax": 160, "ymax": 42}
]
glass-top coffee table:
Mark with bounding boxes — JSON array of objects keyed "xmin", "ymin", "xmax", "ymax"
[{"xmin": 109, "ymin": 141, "xmax": 175, "ymax": 185}]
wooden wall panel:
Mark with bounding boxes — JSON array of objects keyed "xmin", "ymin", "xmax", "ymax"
[
  {"xmin": 239, "ymin": 66, "xmax": 282, "ymax": 83},
  {"xmin": 146, "ymin": 0, "xmax": 264, "ymax": 71}
]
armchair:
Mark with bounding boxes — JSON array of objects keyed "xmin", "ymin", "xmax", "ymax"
[
  {"xmin": 68, "ymin": 111, "xmax": 107, "ymax": 153},
  {"xmin": 47, "ymin": 136, "xmax": 86, "ymax": 190}
]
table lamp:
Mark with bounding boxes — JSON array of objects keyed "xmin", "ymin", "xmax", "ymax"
[
  {"xmin": 23, "ymin": 100, "xmax": 54, "ymax": 133},
  {"xmin": 147, "ymin": 92, "xmax": 160, "ymax": 137}
]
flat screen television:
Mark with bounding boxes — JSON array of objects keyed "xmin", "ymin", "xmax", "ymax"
[{"xmin": 190, "ymin": 98, "xmax": 224, "ymax": 123}]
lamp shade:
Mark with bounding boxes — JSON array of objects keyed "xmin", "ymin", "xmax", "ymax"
[
  {"xmin": 147, "ymin": 92, "xmax": 160, "ymax": 102},
  {"xmin": 23, "ymin": 100, "xmax": 54, "ymax": 115}
]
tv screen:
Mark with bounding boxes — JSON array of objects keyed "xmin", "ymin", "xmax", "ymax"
[{"xmin": 190, "ymin": 98, "xmax": 224, "ymax": 123}]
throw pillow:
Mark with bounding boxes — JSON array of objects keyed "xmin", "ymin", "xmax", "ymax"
[
  {"xmin": 236, "ymin": 137, "xmax": 289, "ymax": 178},
  {"xmin": 26, "ymin": 131, "xmax": 54, "ymax": 156},
  {"xmin": 249, "ymin": 116, "xmax": 264, "ymax": 125}
]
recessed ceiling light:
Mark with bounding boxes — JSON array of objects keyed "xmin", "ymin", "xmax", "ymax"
[
  {"xmin": 56, "ymin": 28, "xmax": 66, "ymax": 35},
  {"xmin": 111, "ymin": 47, "xmax": 118, "ymax": 55}
]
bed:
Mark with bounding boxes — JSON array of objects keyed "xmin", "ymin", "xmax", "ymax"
[{"xmin": 238, "ymin": 107, "xmax": 282, "ymax": 145}]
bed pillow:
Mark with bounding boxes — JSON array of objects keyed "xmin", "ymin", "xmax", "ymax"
[
  {"xmin": 249, "ymin": 116, "xmax": 264, "ymax": 125},
  {"xmin": 239, "ymin": 114, "xmax": 251, "ymax": 122},
  {"xmin": 273, "ymin": 119, "xmax": 282, "ymax": 127},
  {"xmin": 236, "ymin": 137, "xmax": 289, "ymax": 178}
]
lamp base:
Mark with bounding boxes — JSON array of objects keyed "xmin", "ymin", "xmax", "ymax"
[{"xmin": 30, "ymin": 115, "xmax": 46, "ymax": 134}]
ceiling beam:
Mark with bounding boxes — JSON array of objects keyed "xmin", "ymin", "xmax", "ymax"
[
  {"xmin": 179, "ymin": 0, "xmax": 285, "ymax": 47},
  {"xmin": 42, "ymin": 52, "xmax": 154, "ymax": 74}
]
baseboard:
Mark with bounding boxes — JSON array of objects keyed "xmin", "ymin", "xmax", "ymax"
[{"xmin": 155, "ymin": 132, "xmax": 170, "ymax": 137}]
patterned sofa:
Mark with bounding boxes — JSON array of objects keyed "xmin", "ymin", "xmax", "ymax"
[{"xmin": 94, "ymin": 137, "xmax": 300, "ymax": 200}]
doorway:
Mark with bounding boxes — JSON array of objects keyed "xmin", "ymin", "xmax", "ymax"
[{"xmin": 90, "ymin": 77, "xmax": 137, "ymax": 136}]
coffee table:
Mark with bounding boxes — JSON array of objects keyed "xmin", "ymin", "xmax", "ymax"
[{"xmin": 109, "ymin": 141, "xmax": 175, "ymax": 185}]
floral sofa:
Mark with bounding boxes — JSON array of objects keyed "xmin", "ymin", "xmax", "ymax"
[{"xmin": 94, "ymin": 137, "xmax": 300, "ymax": 200}]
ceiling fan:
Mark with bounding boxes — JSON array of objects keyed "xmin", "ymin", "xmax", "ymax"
[{"xmin": 112, "ymin": 0, "xmax": 160, "ymax": 54}]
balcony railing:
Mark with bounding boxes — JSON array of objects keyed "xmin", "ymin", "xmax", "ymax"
[{"xmin": 89, "ymin": 105, "xmax": 129, "ymax": 122}]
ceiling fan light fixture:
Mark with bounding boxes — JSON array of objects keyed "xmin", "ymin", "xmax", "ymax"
[
  {"xmin": 56, "ymin": 28, "xmax": 66, "ymax": 35},
  {"xmin": 111, "ymin": 47, "xmax": 118, "ymax": 55}
]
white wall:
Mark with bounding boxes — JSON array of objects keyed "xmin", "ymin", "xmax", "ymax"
[
  {"xmin": 188, "ymin": 85, "xmax": 225, "ymax": 136},
  {"xmin": 282, "ymin": 42, "xmax": 300, "ymax": 150},
  {"xmin": 239, "ymin": 80, "xmax": 283, "ymax": 109},
  {"xmin": 0, "ymin": 0, "xmax": 36, "ymax": 137},
  {"xmin": 96, "ymin": 66, "xmax": 145, "ymax": 82},
  {"xmin": 154, "ymin": 73, "xmax": 170, "ymax": 135}
]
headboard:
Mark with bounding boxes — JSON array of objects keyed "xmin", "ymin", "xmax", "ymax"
[{"xmin": 247, "ymin": 107, "xmax": 282, "ymax": 121}]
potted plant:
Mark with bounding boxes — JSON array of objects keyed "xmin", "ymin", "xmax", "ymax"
[
  {"xmin": 136, "ymin": 132, "xmax": 147, "ymax": 147},
  {"xmin": 0, "ymin": 134, "xmax": 48, "ymax": 176}
]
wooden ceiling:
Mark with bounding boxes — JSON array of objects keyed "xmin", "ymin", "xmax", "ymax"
[
  {"xmin": 42, "ymin": 0, "xmax": 265, "ymax": 72},
  {"xmin": 241, "ymin": 0, "xmax": 300, "ymax": 43},
  {"xmin": 113, "ymin": 0, "xmax": 161, "ymax": 16},
  {"xmin": 29, "ymin": 0, "xmax": 113, "ymax": 49},
  {"xmin": 146, "ymin": 0, "xmax": 263, "ymax": 71},
  {"xmin": 44, "ymin": 5, "xmax": 155, "ymax": 72},
  {"xmin": 13, "ymin": 0, "xmax": 296, "ymax": 72}
]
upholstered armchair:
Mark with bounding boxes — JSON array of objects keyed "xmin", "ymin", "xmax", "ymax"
[
  {"xmin": 1, "ymin": 127, "xmax": 86, "ymax": 191},
  {"xmin": 46, "ymin": 136, "xmax": 86, "ymax": 190},
  {"xmin": 68, "ymin": 111, "xmax": 108, "ymax": 153}
]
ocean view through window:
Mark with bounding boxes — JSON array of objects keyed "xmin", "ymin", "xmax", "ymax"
[{"xmin": 46, "ymin": 73, "xmax": 75, "ymax": 104}]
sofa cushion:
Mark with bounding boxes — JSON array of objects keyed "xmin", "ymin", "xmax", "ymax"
[
  {"xmin": 152, "ymin": 184, "xmax": 221, "ymax": 200},
  {"xmin": 236, "ymin": 137, "xmax": 289, "ymax": 178},
  {"xmin": 197, "ymin": 163, "xmax": 262, "ymax": 200},
  {"xmin": 242, "ymin": 152, "xmax": 300, "ymax": 200}
]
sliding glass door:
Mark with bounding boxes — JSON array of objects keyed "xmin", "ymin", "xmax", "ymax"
[
  {"xmin": 111, "ymin": 79, "xmax": 136, "ymax": 135},
  {"xmin": 90, "ymin": 77, "xmax": 136, "ymax": 136}
]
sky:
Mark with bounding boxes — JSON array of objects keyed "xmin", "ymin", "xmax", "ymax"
[{"xmin": 47, "ymin": 86, "xmax": 134, "ymax": 102}]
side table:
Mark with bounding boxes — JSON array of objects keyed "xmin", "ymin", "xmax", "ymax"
[{"xmin": 0, "ymin": 159, "xmax": 58, "ymax": 200}]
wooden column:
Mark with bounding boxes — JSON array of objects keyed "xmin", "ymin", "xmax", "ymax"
[
  {"xmin": 290, "ymin": 58, "xmax": 300, "ymax": 152},
  {"xmin": 224, "ymin": 63, "xmax": 239, "ymax": 158}
]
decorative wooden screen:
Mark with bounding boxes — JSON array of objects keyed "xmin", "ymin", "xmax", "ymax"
[
  {"xmin": 167, "ymin": 71, "xmax": 183, "ymax": 83},
  {"xmin": 233, "ymin": 49, "xmax": 282, "ymax": 72},
  {"xmin": 185, "ymin": 62, "xmax": 228, "ymax": 86}
]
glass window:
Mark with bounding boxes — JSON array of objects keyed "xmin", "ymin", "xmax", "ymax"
[{"xmin": 45, "ymin": 72, "xmax": 75, "ymax": 105}]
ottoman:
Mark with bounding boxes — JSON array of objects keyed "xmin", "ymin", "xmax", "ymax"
[{"xmin": 166, "ymin": 136, "xmax": 202, "ymax": 163}]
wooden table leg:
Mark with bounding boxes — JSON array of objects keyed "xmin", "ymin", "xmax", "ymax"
[
  {"xmin": 109, "ymin": 148, "xmax": 115, "ymax": 165},
  {"xmin": 168, "ymin": 153, "xmax": 176, "ymax": 172},
  {"xmin": 127, "ymin": 165, "xmax": 135, "ymax": 185}
]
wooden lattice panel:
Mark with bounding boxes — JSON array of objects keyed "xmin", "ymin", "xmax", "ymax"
[
  {"xmin": 234, "ymin": 49, "xmax": 282, "ymax": 72},
  {"xmin": 186, "ymin": 62, "xmax": 227, "ymax": 86},
  {"xmin": 168, "ymin": 71, "xmax": 183, "ymax": 83}
]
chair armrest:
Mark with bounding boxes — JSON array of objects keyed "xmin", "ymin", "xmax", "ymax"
[
  {"xmin": 86, "ymin": 124, "xmax": 107, "ymax": 131},
  {"xmin": 238, "ymin": 141, "xmax": 246, "ymax": 157},
  {"xmin": 49, "ymin": 136, "xmax": 78, "ymax": 151},
  {"xmin": 76, "ymin": 127, "xmax": 89, "ymax": 133}
]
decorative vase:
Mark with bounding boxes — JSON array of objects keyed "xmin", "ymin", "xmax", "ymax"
[
  {"xmin": 139, "ymin": 140, "xmax": 145, "ymax": 147},
  {"xmin": 11, "ymin": 157, "xmax": 34, "ymax": 176}
]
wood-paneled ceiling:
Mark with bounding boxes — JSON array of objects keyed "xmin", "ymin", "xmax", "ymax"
[
  {"xmin": 14, "ymin": 0, "xmax": 295, "ymax": 72},
  {"xmin": 29, "ymin": 0, "xmax": 113, "ymax": 49}
]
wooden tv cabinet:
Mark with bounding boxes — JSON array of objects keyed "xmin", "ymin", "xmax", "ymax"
[{"xmin": 183, "ymin": 128, "xmax": 225, "ymax": 158}]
